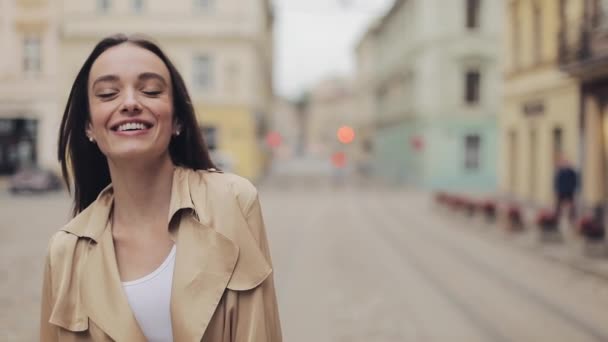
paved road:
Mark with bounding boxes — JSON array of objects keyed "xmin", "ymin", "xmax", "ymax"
[
  {"xmin": 2, "ymin": 185, "xmax": 608, "ymax": 341},
  {"xmin": 264, "ymin": 187, "xmax": 608, "ymax": 342},
  {"xmin": 0, "ymin": 191, "xmax": 72, "ymax": 341}
]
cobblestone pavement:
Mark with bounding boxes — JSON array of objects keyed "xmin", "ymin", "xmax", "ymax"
[{"xmin": 2, "ymin": 185, "xmax": 608, "ymax": 341}]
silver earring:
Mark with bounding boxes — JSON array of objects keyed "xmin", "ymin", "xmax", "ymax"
[
  {"xmin": 88, "ymin": 136, "xmax": 94, "ymax": 143},
  {"xmin": 175, "ymin": 130, "xmax": 181, "ymax": 136}
]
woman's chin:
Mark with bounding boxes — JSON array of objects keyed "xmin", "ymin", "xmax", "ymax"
[{"xmin": 106, "ymin": 147, "xmax": 167, "ymax": 164}]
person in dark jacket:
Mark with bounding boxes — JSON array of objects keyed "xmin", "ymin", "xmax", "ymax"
[{"xmin": 554, "ymin": 156, "xmax": 578, "ymax": 222}]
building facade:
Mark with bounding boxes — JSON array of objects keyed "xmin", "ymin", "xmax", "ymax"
[
  {"xmin": 0, "ymin": 0, "xmax": 274, "ymax": 181},
  {"xmin": 362, "ymin": 0, "xmax": 501, "ymax": 191},
  {"xmin": 270, "ymin": 97, "xmax": 300, "ymax": 159},
  {"xmin": 58, "ymin": 0, "xmax": 274, "ymax": 180},
  {"xmin": 306, "ymin": 77, "xmax": 356, "ymax": 159},
  {"xmin": 501, "ymin": 0, "xmax": 582, "ymax": 207},
  {"xmin": 0, "ymin": 0, "xmax": 61, "ymax": 174},
  {"xmin": 353, "ymin": 23, "xmax": 379, "ymax": 177},
  {"xmin": 558, "ymin": 0, "xmax": 608, "ymax": 216}
]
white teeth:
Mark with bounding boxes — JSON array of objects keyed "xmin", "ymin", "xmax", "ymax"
[{"xmin": 117, "ymin": 122, "xmax": 147, "ymax": 132}]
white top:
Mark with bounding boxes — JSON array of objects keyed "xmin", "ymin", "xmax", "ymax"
[{"xmin": 122, "ymin": 245, "xmax": 176, "ymax": 342}]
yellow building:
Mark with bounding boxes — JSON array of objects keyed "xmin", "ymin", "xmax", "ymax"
[
  {"xmin": 501, "ymin": 0, "xmax": 583, "ymax": 206},
  {"xmin": 559, "ymin": 0, "xmax": 608, "ymax": 216},
  {"xmin": 58, "ymin": 0, "xmax": 274, "ymax": 181}
]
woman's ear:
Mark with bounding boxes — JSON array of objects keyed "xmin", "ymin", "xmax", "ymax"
[
  {"xmin": 173, "ymin": 120, "xmax": 183, "ymax": 136},
  {"xmin": 85, "ymin": 122, "xmax": 95, "ymax": 143}
]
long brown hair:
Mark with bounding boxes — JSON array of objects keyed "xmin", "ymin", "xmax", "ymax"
[{"xmin": 58, "ymin": 34, "xmax": 216, "ymax": 216}]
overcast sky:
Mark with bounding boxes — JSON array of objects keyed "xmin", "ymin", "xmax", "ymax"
[{"xmin": 274, "ymin": 0, "xmax": 393, "ymax": 100}]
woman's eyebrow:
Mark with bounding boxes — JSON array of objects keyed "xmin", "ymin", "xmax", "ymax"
[
  {"xmin": 138, "ymin": 72, "xmax": 168, "ymax": 86},
  {"xmin": 91, "ymin": 74, "xmax": 120, "ymax": 88}
]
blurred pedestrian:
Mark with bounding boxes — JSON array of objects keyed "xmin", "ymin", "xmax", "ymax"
[
  {"xmin": 553, "ymin": 156, "xmax": 578, "ymax": 222},
  {"xmin": 40, "ymin": 34, "xmax": 282, "ymax": 342}
]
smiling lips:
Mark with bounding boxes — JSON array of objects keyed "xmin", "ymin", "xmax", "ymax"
[
  {"xmin": 116, "ymin": 122, "xmax": 148, "ymax": 132},
  {"xmin": 110, "ymin": 121, "xmax": 153, "ymax": 135}
]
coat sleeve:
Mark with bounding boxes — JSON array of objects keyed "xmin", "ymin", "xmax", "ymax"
[
  {"xmin": 231, "ymin": 193, "xmax": 283, "ymax": 342},
  {"xmin": 40, "ymin": 250, "xmax": 59, "ymax": 342}
]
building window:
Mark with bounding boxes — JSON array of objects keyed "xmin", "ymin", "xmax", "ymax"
[
  {"xmin": 131, "ymin": 0, "xmax": 144, "ymax": 13},
  {"xmin": 23, "ymin": 36, "xmax": 41, "ymax": 76},
  {"xmin": 193, "ymin": 55, "xmax": 213, "ymax": 90},
  {"xmin": 465, "ymin": 69, "xmax": 481, "ymax": 105},
  {"xmin": 466, "ymin": 0, "xmax": 481, "ymax": 29},
  {"xmin": 195, "ymin": 0, "xmax": 213, "ymax": 10},
  {"xmin": 465, "ymin": 135, "xmax": 481, "ymax": 170},
  {"xmin": 532, "ymin": 1, "xmax": 543, "ymax": 64},
  {"xmin": 97, "ymin": 0, "xmax": 111, "ymax": 13}
]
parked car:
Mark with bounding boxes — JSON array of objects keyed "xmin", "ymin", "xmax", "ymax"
[{"xmin": 9, "ymin": 167, "xmax": 63, "ymax": 194}]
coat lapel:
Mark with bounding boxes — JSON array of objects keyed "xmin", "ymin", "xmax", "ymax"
[
  {"xmin": 170, "ymin": 212, "xmax": 239, "ymax": 341},
  {"xmin": 79, "ymin": 205, "xmax": 147, "ymax": 342}
]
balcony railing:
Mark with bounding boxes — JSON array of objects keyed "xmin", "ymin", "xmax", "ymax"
[
  {"xmin": 558, "ymin": 12, "xmax": 608, "ymax": 79},
  {"xmin": 558, "ymin": 23, "xmax": 591, "ymax": 66}
]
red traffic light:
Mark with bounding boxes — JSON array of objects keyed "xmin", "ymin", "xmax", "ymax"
[
  {"xmin": 331, "ymin": 152, "xmax": 347, "ymax": 168},
  {"xmin": 410, "ymin": 136, "xmax": 424, "ymax": 151},
  {"xmin": 337, "ymin": 126, "xmax": 355, "ymax": 144},
  {"xmin": 266, "ymin": 132, "xmax": 282, "ymax": 148}
]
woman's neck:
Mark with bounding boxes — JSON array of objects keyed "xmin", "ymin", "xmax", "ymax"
[{"xmin": 107, "ymin": 156, "xmax": 175, "ymax": 234}]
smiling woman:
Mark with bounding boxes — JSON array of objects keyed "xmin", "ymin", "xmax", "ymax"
[
  {"xmin": 58, "ymin": 35, "xmax": 214, "ymax": 214},
  {"xmin": 42, "ymin": 34, "xmax": 283, "ymax": 342}
]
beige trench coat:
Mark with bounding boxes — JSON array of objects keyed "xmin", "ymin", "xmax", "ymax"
[{"xmin": 40, "ymin": 167, "xmax": 282, "ymax": 341}]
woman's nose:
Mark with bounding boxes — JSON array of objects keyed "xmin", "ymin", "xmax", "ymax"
[{"xmin": 120, "ymin": 89, "xmax": 142, "ymax": 114}]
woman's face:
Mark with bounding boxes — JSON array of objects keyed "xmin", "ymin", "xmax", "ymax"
[{"xmin": 86, "ymin": 43, "xmax": 178, "ymax": 163}]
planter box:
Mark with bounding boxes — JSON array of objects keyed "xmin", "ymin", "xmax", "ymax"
[
  {"xmin": 578, "ymin": 217, "xmax": 606, "ymax": 241},
  {"xmin": 482, "ymin": 201, "xmax": 497, "ymax": 223},
  {"xmin": 505, "ymin": 205, "xmax": 524, "ymax": 231},
  {"xmin": 536, "ymin": 210, "xmax": 558, "ymax": 232}
]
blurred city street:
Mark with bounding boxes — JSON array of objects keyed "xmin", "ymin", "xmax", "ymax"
[
  {"xmin": 3, "ymin": 1, "xmax": 608, "ymax": 340},
  {"xmin": 3, "ymin": 174, "xmax": 608, "ymax": 341}
]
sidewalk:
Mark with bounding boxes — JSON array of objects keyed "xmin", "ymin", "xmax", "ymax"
[
  {"xmin": 506, "ymin": 224, "xmax": 608, "ymax": 281},
  {"xmin": 436, "ymin": 201, "xmax": 608, "ymax": 281}
]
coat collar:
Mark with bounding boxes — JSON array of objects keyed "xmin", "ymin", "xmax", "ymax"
[
  {"xmin": 63, "ymin": 166, "xmax": 199, "ymax": 243},
  {"xmin": 60, "ymin": 167, "xmax": 242, "ymax": 341}
]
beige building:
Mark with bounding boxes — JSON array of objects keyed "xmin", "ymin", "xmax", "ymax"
[
  {"xmin": 58, "ymin": 0, "xmax": 274, "ymax": 180},
  {"xmin": 559, "ymin": 0, "xmax": 608, "ymax": 218},
  {"xmin": 271, "ymin": 97, "xmax": 301, "ymax": 159},
  {"xmin": 0, "ymin": 0, "xmax": 61, "ymax": 174},
  {"xmin": 0, "ymin": 0, "xmax": 274, "ymax": 180},
  {"xmin": 501, "ymin": 0, "xmax": 582, "ymax": 206},
  {"xmin": 306, "ymin": 77, "xmax": 357, "ymax": 159}
]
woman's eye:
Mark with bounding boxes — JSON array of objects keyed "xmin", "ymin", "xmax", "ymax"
[
  {"xmin": 143, "ymin": 90, "xmax": 162, "ymax": 96},
  {"xmin": 97, "ymin": 92, "xmax": 117, "ymax": 99}
]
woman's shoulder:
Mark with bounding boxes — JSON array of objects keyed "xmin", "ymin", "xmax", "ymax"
[
  {"xmin": 187, "ymin": 168, "xmax": 259, "ymax": 211},
  {"xmin": 45, "ymin": 202, "xmax": 99, "ymax": 264},
  {"xmin": 44, "ymin": 230, "xmax": 80, "ymax": 268}
]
